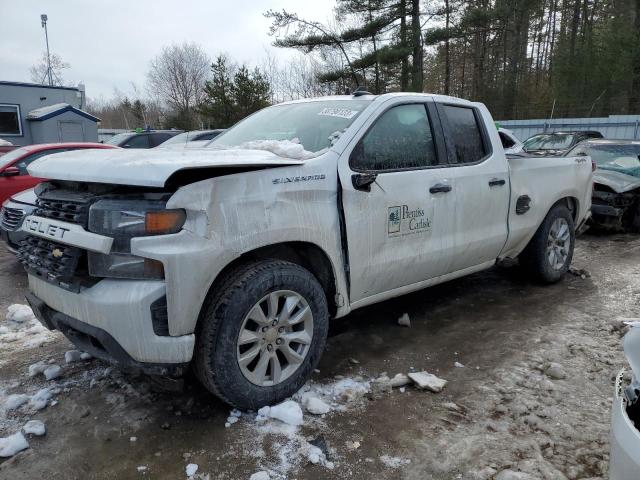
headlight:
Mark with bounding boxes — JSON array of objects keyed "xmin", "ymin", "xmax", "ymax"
[{"xmin": 87, "ymin": 199, "xmax": 186, "ymax": 279}]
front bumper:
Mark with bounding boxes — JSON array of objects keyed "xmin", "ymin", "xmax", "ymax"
[
  {"xmin": 27, "ymin": 274, "xmax": 194, "ymax": 370},
  {"xmin": 609, "ymin": 369, "xmax": 640, "ymax": 479},
  {"xmin": 591, "ymin": 203, "xmax": 624, "ymax": 218}
]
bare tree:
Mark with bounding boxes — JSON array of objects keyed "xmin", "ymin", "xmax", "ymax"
[
  {"xmin": 30, "ymin": 52, "xmax": 70, "ymax": 86},
  {"xmin": 147, "ymin": 42, "xmax": 210, "ymax": 125}
]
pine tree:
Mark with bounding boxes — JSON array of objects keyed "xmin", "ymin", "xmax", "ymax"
[{"xmin": 201, "ymin": 55, "xmax": 236, "ymax": 127}]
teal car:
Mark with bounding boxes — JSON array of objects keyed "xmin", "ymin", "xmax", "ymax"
[{"xmin": 567, "ymin": 139, "xmax": 640, "ymax": 231}]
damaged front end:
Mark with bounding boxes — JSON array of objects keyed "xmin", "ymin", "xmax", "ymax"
[
  {"xmin": 609, "ymin": 324, "xmax": 640, "ymax": 479},
  {"xmin": 591, "ymin": 171, "xmax": 640, "ymax": 232}
]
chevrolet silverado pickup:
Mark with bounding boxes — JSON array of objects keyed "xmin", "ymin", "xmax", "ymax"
[{"xmin": 18, "ymin": 93, "xmax": 593, "ymax": 409}]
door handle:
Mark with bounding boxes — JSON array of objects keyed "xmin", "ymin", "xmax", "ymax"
[
  {"xmin": 489, "ymin": 178, "xmax": 506, "ymax": 187},
  {"xmin": 429, "ymin": 183, "xmax": 452, "ymax": 194}
]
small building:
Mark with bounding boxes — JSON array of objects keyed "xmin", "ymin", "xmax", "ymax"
[{"xmin": 0, "ymin": 80, "xmax": 99, "ymax": 146}]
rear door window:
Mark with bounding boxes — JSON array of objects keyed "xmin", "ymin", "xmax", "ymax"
[{"xmin": 438, "ymin": 104, "xmax": 488, "ymax": 164}]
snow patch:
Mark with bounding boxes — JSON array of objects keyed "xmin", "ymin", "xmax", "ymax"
[
  {"xmin": 0, "ymin": 431, "xmax": 29, "ymax": 457},
  {"xmin": 257, "ymin": 400, "xmax": 303, "ymax": 426},
  {"xmin": 0, "ymin": 305, "xmax": 58, "ymax": 358},
  {"xmin": 43, "ymin": 365, "xmax": 62, "ymax": 381},
  {"xmin": 236, "ymin": 138, "xmax": 323, "ymax": 160},
  {"xmin": 408, "ymin": 371, "xmax": 447, "ymax": 392},
  {"xmin": 28, "ymin": 388, "xmax": 52, "ymax": 411},
  {"xmin": 23, "ymin": 420, "xmax": 45, "ymax": 436},
  {"xmin": 185, "ymin": 463, "xmax": 198, "ymax": 476},
  {"xmin": 302, "ymin": 395, "xmax": 330, "ymax": 415},
  {"xmin": 5, "ymin": 394, "xmax": 29, "ymax": 411},
  {"xmin": 380, "ymin": 454, "xmax": 411, "ymax": 468}
]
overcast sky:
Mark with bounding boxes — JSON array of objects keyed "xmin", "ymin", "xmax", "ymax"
[{"xmin": 1, "ymin": 0, "xmax": 335, "ymax": 100}]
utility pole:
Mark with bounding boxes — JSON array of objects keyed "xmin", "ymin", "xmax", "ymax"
[{"xmin": 40, "ymin": 14, "xmax": 53, "ymax": 86}]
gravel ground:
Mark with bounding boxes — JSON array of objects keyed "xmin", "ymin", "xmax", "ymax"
[{"xmin": 0, "ymin": 233, "xmax": 636, "ymax": 480}]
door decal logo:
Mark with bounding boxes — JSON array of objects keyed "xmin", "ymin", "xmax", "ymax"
[
  {"xmin": 388, "ymin": 206, "xmax": 401, "ymax": 234},
  {"xmin": 388, "ymin": 205, "xmax": 431, "ymax": 237}
]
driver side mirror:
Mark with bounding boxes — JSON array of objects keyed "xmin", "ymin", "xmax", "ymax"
[{"xmin": 1, "ymin": 166, "xmax": 20, "ymax": 177}]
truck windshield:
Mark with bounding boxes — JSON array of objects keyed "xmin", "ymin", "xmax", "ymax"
[
  {"xmin": 523, "ymin": 133, "xmax": 574, "ymax": 151},
  {"xmin": 210, "ymin": 100, "xmax": 372, "ymax": 156}
]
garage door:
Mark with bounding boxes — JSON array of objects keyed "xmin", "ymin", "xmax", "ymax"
[{"xmin": 58, "ymin": 121, "xmax": 84, "ymax": 142}]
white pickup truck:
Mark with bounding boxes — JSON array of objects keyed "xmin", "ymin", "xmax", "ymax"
[{"xmin": 19, "ymin": 93, "xmax": 592, "ymax": 408}]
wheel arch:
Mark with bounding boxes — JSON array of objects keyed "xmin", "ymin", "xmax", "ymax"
[
  {"xmin": 204, "ymin": 241, "xmax": 339, "ymax": 319},
  {"xmin": 556, "ymin": 196, "xmax": 580, "ymax": 223}
]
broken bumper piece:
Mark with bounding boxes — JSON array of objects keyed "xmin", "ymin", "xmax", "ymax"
[
  {"xmin": 25, "ymin": 274, "xmax": 194, "ymax": 375},
  {"xmin": 609, "ymin": 325, "xmax": 640, "ymax": 479}
]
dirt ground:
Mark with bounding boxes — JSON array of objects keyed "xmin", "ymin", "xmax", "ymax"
[{"xmin": 0, "ymin": 233, "xmax": 637, "ymax": 480}]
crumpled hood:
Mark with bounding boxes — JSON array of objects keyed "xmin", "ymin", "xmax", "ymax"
[
  {"xmin": 27, "ymin": 147, "xmax": 305, "ymax": 188},
  {"xmin": 593, "ymin": 169, "xmax": 640, "ymax": 193}
]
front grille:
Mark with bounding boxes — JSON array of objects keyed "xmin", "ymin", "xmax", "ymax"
[
  {"xmin": 1, "ymin": 207, "xmax": 25, "ymax": 231},
  {"xmin": 34, "ymin": 191, "xmax": 92, "ymax": 228},
  {"xmin": 18, "ymin": 185, "xmax": 98, "ymax": 292},
  {"xmin": 17, "ymin": 236, "xmax": 86, "ymax": 292}
]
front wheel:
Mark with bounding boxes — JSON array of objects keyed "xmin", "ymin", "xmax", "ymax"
[
  {"xmin": 194, "ymin": 260, "xmax": 329, "ymax": 410},
  {"xmin": 519, "ymin": 204, "xmax": 575, "ymax": 283}
]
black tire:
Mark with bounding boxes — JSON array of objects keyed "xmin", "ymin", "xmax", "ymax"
[
  {"xmin": 519, "ymin": 203, "xmax": 575, "ymax": 283},
  {"xmin": 193, "ymin": 259, "xmax": 329, "ymax": 409}
]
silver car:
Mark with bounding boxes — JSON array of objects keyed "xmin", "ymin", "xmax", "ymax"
[
  {"xmin": 610, "ymin": 324, "xmax": 640, "ymax": 479},
  {"xmin": 0, "ymin": 188, "xmax": 36, "ymax": 253}
]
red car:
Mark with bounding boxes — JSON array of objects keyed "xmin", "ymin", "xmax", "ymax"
[{"xmin": 0, "ymin": 143, "xmax": 116, "ymax": 205}]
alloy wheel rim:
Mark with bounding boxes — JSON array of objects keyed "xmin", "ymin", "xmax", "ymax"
[
  {"xmin": 236, "ymin": 290, "xmax": 314, "ymax": 387},
  {"xmin": 546, "ymin": 217, "xmax": 571, "ymax": 270}
]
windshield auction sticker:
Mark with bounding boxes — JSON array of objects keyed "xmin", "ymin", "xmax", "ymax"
[{"xmin": 317, "ymin": 108, "xmax": 359, "ymax": 119}]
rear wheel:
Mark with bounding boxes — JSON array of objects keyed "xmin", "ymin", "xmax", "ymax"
[
  {"xmin": 194, "ymin": 260, "xmax": 328, "ymax": 409},
  {"xmin": 519, "ymin": 204, "xmax": 575, "ymax": 283}
]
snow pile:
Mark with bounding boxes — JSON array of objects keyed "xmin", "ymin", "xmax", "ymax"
[
  {"xmin": 65, "ymin": 350, "xmax": 83, "ymax": 363},
  {"xmin": 293, "ymin": 376, "xmax": 371, "ymax": 410},
  {"xmin": 185, "ymin": 463, "xmax": 198, "ymax": 476},
  {"xmin": 0, "ymin": 304, "xmax": 58, "ymax": 356},
  {"xmin": 225, "ymin": 408, "xmax": 242, "ymax": 428},
  {"xmin": 23, "ymin": 420, "xmax": 45, "ymax": 436},
  {"xmin": 28, "ymin": 388, "xmax": 52, "ymax": 411},
  {"xmin": 5, "ymin": 394, "xmax": 29, "ymax": 411},
  {"xmin": 407, "ymin": 371, "xmax": 447, "ymax": 392},
  {"xmin": 237, "ymin": 139, "xmax": 323, "ymax": 160},
  {"xmin": 245, "ymin": 377, "xmax": 374, "ymax": 477},
  {"xmin": 302, "ymin": 396, "xmax": 330, "ymax": 415},
  {"xmin": 257, "ymin": 401, "xmax": 303, "ymax": 426},
  {"xmin": 6, "ymin": 305, "xmax": 35, "ymax": 323},
  {"xmin": 0, "ymin": 431, "xmax": 29, "ymax": 457},
  {"xmin": 43, "ymin": 365, "xmax": 61, "ymax": 381}
]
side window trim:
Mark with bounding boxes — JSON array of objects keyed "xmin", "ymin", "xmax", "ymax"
[
  {"xmin": 435, "ymin": 102, "xmax": 493, "ymax": 166},
  {"xmin": 348, "ymin": 101, "xmax": 446, "ymax": 174}
]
